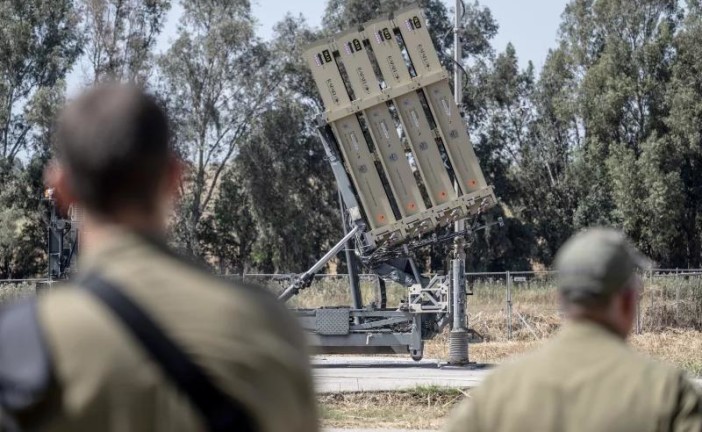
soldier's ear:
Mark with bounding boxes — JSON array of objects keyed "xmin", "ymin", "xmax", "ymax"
[
  {"xmin": 44, "ymin": 160, "xmax": 77, "ymax": 213},
  {"xmin": 164, "ymin": 153, "xmax": 185, "ymax": 199}
]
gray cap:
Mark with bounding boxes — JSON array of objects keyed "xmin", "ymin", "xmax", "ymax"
[{"xmin": 554, "ymin": 228, "xmax": 651, "ymax": 303}]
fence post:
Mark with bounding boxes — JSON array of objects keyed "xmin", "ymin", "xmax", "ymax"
[
  {"xmin": 506, "ymin": 271, "xmax": 512, "ymax": 341},
  {"xmin": 636, "ymin": 270, "xmax": 645, "ymax": 335},
  {"xmin": 650, "ymin": 269, "xmax": 656, "ymax": 332},
  {"xmin": 675, "ymin": 276, "xmax": 680, "ymax": 321}
]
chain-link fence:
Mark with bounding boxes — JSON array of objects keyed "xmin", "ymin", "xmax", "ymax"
[
  {"xmin": 641, "ymin": 270, "xmax": 702, "ymax": 332},
  {"xmin": 3, "ymin": 269, "xmax": 702, "ymax": 342},
  {"xmin": 466, "ymin": 269, "xmax": 702, "ymax": 342},
  {"xmin": 226, "ymin": 273, "xmax": 402, "ymax": 309},
  {"xmin": 0, "ymin": 279, "xmax": 45, "ymax": 304}
]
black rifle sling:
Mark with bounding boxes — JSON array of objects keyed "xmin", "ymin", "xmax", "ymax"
[{"xmin": 81, "ymin": 273, "xmax": 257, "ymax": 432}]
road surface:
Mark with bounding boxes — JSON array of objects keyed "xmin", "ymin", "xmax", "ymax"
[
  {"xmin": 313, "ymin": 355, "xmax": 702, "ymax": 394},
  {"xmin": 313, "ymin": 356, "xmax": 490, "ymax": 393},
  {"xmin": 325, "ymin": 429, "xmax": 432, "ymax": 432}
]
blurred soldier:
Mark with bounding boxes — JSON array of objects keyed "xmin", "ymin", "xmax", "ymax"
[
  {"xmin": 0, "ymin": 84, "xmax": 317, "ymax": 432},
  {"xmin": 444, "ymin": 228, "xmax": 702, "ymax": 432}
]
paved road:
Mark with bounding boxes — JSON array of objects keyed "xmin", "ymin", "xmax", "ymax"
[
  {"xmin": 325, "ymin": 429, "xmax": 432, "ymax": 432},
  {"xmin": 313, "ymin": 355, "xmax": 702, "ymax": 394},
  {"xmin": 313, "ymin": 356, "xmax": 490, "ymax": 393}
]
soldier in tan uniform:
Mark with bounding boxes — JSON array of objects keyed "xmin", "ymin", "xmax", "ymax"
[
  {"xmin": 444, "ymin": 228, "xmax": 702, "ymax": 432},
  {"xmin": 0, "ymin": 84, "xmax": 318, "ymax": 431}
]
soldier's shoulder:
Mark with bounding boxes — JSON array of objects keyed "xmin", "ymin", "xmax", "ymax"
[
  {"xmin": 38, "ymin": 282, "xmax": 97, "ymax": 317},
  {"xmin": 471, "ymin": 347, "xmax": 543, "ymax": 397},
  {"xmin": 37, "ymin": 283, "xmax": 121, "ymax": 338},
  {"xmin": 623, "ymin": 345, "xmax": 688, "ymax": 382},
  {"xmin": 150, "ymin": 250, "xmax": 304, "ymax": 338},
  {"xmin": 141, "ymin": 241, "xmax": 288, "ymax": 312}
]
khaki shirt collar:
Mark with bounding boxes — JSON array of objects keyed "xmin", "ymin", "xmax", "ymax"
[
  {"xmin": 77, "ymin": 226, "xmax": 166, "ymax": 275},
  {"xmin": 557, "ymin": 319, "xmax": 626, "ymax": 345}
]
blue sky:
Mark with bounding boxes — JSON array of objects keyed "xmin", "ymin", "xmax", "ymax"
[
  {"xmin": 249, "ymin": 0, "xmax": 570, "ymax": 70},
  {"xmin": 67, "ymin": 0, "xmax": 569, "ymax": 93}
]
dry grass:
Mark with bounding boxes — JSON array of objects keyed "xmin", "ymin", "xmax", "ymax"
[
  {"xmin": 424, "ymin": 331, "xmax": 543, "ymax": 363},
  {"xmin": 318, "ymin": 386, "xmax": 466, "ymax": 430},
  {"xmin": 631, "ymin": 330, "xmax": 702, "ymax": 375},
  {"xmin": 0, "ymin": 282, "xmax": 35, "ymax": 303},
  {"xmin": 424, "ymin": 330, "xmax": 702, "ymax": 376},
  {"xmin": 4, "ymin": 274, "xmax": 702, "ymax": 374}
]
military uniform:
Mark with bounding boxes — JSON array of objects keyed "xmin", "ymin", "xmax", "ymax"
[
  {"xmin": 444, "ymin": 320, "xmax": 702, "ymax": 432},
  {"xmin": 444, "ymin": 228, "xmax": 702, "ymax": 432},
  {"xmin": 0, "ymin": 228, "xmax": 318, "ymax": 432}
]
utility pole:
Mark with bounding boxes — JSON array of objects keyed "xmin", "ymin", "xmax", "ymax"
[{"xmin": 448, "ymin": 0, "xmax": 470, "ymax": 365}]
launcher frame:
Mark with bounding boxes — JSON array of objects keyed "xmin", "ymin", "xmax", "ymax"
[{"xmin": 283, "ymin": 6, "xmax": 499, "ymax": 360}]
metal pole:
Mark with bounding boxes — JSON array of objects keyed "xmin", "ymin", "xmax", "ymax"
[
  {"xmin": 675, "ymin": 276, "xmax": 680, "ymax": 321},
  {"xmin": 448, "ymin": 0, "xmax": 469, "ymax": 365},
  {"xmin": 452, "ymin": 0, "xmax": 465, "ymax": 254},
  {"xmin": 278, "ymin": 226, "xmax": 360, "ymax": 301},
  {"xmin": 448, "ymin": 259, "xmax": 469, "ymax": 364},
  {"xmin": 451, "ymin": 260, "xmax": 466, "ymax": 329},
  {"xmin": 403, "ymin": 245, "xmax": 424, "ymax": 287},
  {"xmin": 506, "ymin": 271, "xmax": 512, "ymax": 341},
  {"xmin": 339, "ymin": 189, "xmax": 362, "ymax": 312}
]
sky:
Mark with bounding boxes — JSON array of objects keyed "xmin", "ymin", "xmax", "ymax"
[
  {"xmin": 67, "ymin": 0, "xmax": 569, "ymax": 94},
  {"xmin": 249, "ymin": 0, "xmax": 569, "ymax": 70}
]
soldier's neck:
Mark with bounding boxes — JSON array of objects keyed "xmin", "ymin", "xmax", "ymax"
[
  {"xmin": 568, "ymin": 316, "xmax": 628, "ymax": 340},
  {"xmin": 80, "ymin": 210, "xmax": 166, "ymax": 254}
]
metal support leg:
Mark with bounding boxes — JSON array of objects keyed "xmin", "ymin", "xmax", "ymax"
[
  {"xmin": 377, "ymin": 277, "xmax": 387, "ymax": 309},
  {"xmin": 279, "ymin": 226, "xmax": 360, "ymax": 301},
  {"xmin": 403, "ymin": 245, "xmax": 424, "ymax": 287},
  {"xmin": 448, "ymin": 258, "xmax": 469, "ymax": 364},
  {"xmin": 410, "ymin": 314, "xmax": 424, "ymax": 361},
  {"xmin": 339, "ymin": 189, "xmax": 362, "ymax": 314}
]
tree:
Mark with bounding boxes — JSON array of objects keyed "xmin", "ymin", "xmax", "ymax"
[
  {"xmin": 199, "ymin": 168, "xmax": 256, "ymax": 274},
  {"xmin": 236, "ymin": 100, "xmax": 339, "ymax": 273},
  {"xmin": 0, "ymin": 0, "xmax": 81, "ymax": 278},
  {"xmin": 0, "ymin": 0, "xmax": 81, "ymax": 164},
  {"xmin": 79, "ymin": 0, "xmax": 171, "ymax": 84},
  {"xmin": 662, "ymin": 3, "xmax": 702, "ymax": 267},
  {"xmin": 159, "ymin": 0, "xmax": 279, "ymax": 259},
  {"xmin": 515, "ymin": 0, "xmax": 687, "ymax": 266},
  {"xmin": 461, "ymin": 43, "xmax": 539, "ymax": 270}
]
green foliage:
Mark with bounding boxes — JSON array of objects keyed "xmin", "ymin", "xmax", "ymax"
[
  {"xmin": 236, "ymin": 101, "xmax": 339, "ymax": 273},
  {"xmin": 79, "ymin": 0, "xmax": 171, "ymax": 84},
  {"xmin": 0, "ymin": 0, "xmax": 81, "ymax": 162},
  {"xmin": 0, "ymin": 0, "xmax": 80, "ymax": 278},
  {"xmin": 159, "ymin": 0, "xmax": 277, "ymax": 259},
  {"xmin": 530, "ymin": 0, "xmax": 700, "ymax": 267},
  {"xmin": 5, "ymin": 0, "xmax": 702, "ymax": 277},
  {"xmin": 199, "ymin": 168, "xmax": 256, "ymax": 274}
]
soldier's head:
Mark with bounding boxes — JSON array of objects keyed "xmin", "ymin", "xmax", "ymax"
[
  {"xmin": 47, "ymin": 84, "xmax": 180, "ymax": 232},
  {"xmin": 555, "ymin": 228, "xmax": 650, "ymax": 339}
]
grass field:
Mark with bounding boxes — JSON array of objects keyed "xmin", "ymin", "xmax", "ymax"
[
  {"xmin": 263, "ymin": 272, "xmax": 702, "ymax": 374},
  {"xmin": 3, "ymin": 273, "xmax": 702, "ymax": 374},
  {"xmin": 246, "ymin": 272, "xmax": 702, "ymax": 337},
  {"xmin": 5, "ymin": 275, "xmax": 699, "ymax": 431}
]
